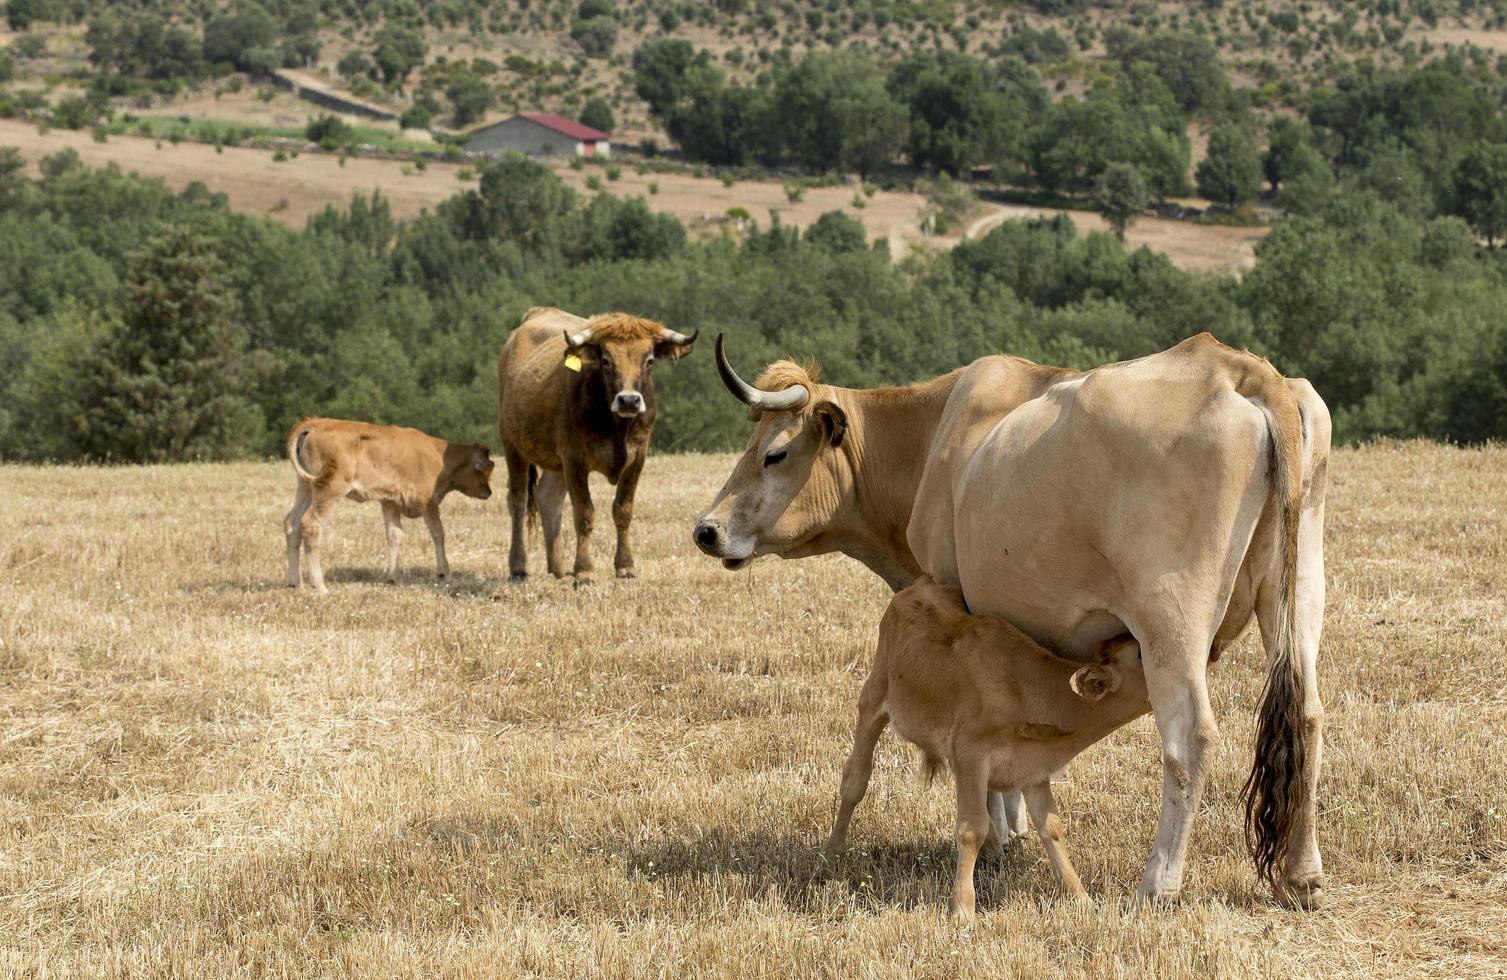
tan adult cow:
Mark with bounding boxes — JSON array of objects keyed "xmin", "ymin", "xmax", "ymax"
[
  {"xmin": 284, "ymin": 417, "xmax": 495, "ymax": 593},
  {"xmin": 497, "ymin": 307, "xmax": 696, "ymax": 584},
  {"xmin": 694, "ymin": 334, "xmax": 1331, "ymax": 907}
]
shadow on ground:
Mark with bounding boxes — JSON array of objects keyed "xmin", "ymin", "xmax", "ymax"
[{"xmin": 612, "ymin": 827, "xmax": 1055, "ymax": 914}]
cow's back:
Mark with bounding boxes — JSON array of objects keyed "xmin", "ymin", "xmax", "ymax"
[
  {"xmin": 293, "ymin": 418, "xmax": 445, "ymax": 514},
  {"xmin": 497, "ymin": 309, "xmax": 583, "ymax": 469},
  {"xmin": 949, "ymin": 335, "xmax": 1282, "ymax": 658}
]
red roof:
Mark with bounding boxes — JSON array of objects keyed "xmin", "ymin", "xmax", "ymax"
[{"xmin": 518, "ymin": 113, "xmax": 610, "ymax": 141}]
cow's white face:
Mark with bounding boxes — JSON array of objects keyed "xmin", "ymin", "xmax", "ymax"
[{"xmin": 693, "ymin": 397, "xmax": 849, "ymax": 569}]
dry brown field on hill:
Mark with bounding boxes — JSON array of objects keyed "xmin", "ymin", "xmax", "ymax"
[
  {"xmin": 0, "ymin": 119, "xmax": 1266, "ymax": 272},
  {"xmin": 1, "ymin": 442, "xmax": 1505, "ymax": 976}
]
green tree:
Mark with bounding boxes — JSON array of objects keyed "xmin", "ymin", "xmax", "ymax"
[
  {"xmin": 1197, "ymin": 124, "xmax": 1262, "ymax": 208},
  {"xmin": 1449, "ymin": 141, "xmax": 1507, "ymax": 245},
  {"xmin": 337, "ymin": 50, "xmax": 371, "ymax": 82},
  {"xmin": 447, "ymin": 73, "xmax": 492, "ymax": 127},
  {"xmin": 804, "ymin": 210, "xmax": 868, "ymax": 253},
  {"xmin": 201, "ymin": 5, "xmax": 277, "ymax": 71},
  {"xmin": 1112, "ymin": 31, "xmax": 1226, "ymax": 115},
  {"xmin": 888, "ymin": 51, "xmax": 1045, "ymax": 176},
  {"xmin": 571, "ymin": 16, "xmax": 617, "ymax": 58},
  {"xmin": 1275, "ymin": 144, "xmax": 1334, "ymax": 215},
  {"xmin": 1263, "ymin": 117, "xmax": 1316, "ymax": 192},
  {"xmin": 1091, "ymin": 162, "xmax": 1151, "ymax": 241},
  {"xmin": 75, "ymin": 228, "xmax": 263, "ymax": 462},
  {"xmin": 306, "ymin": 114, "xmax": 355, "ymax": 148},
  {"xmin": 6, "ymin": 0, "xmax": 52, "ymax": 32},
  {"xmin": 373, "ymin": 25, "xmax": 426, "ymax": 84},
  {"xmin": 580, "ymin": 96, "xmax": 615, "ymax": 133},
  {"xmin": 632, "ymin": 39, "xmax": 708, "ymax": 117},
  {"xmin": 448, "ymin": 155, "xmax": 577, "ymax": 251}
]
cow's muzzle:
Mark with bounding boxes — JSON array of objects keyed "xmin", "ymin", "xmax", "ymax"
[
  {"xmin": 612, "ymin": 391, "xmax": 645, "ymax": 417},
  {"xmin": 693, "ymin": 520, "xmax": 753, "ymax": 570}
]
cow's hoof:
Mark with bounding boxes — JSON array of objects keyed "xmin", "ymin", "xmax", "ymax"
[
  {"xmin": 436, "ymin": 573, "xmax": 448, "ymax": 582},
  {"xmin": 573, "ymin": 574, "xmax": 593, "ymax": 588},
  {"xmin": 509, "ymin": 572, "xmax": 527, "ymax": 584},
  {"xmin": 1276, "ymin": 874, "xmax": 1325, "ymax": 910},
  {"xmin": 615, "ymin": 567, "xmax": 635, "ymax": 580},
  {"xmin": 1131, "ymin": 887, "xmax": 1181, "ymax": 909}
]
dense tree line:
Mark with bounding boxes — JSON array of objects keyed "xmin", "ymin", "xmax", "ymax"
[{"xmin": 4, "ymin": 150, "xmax": 1507, "ymax": 464}]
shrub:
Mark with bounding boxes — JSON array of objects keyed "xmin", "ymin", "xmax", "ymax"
[{"xmin": 306, "ymin": 114, "xmax": 355, "ymax": 149}]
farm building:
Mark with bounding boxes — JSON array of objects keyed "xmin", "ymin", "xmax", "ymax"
[{"xmin": 465, "ymin": 113, "xmax": 611, "ymax": 159}]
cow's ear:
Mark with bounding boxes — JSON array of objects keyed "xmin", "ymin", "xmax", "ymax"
[
  {"xmin": 814, "ymin": 401, "xmax": 847, "ymax": 447},
  {"xmin": 1070, "ymin": 665, "xmax": 1121, "ymax": 702},
  {"xmin": 654, "ymin": 334, "xmax": 697, "ymax": 362}
]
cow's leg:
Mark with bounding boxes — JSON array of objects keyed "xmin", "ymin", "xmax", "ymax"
[
  {"xmin": 284, "ymin": 480, "xmax": 313, "ymax": 587},
  {"xmin": 1022, "ymin": 781, "xmax": 1087, "ymax": 900},
  {"xmin": 564, "ymin": 462, "xmax": 595, "ymax": 585},
  {"xmin": 422, "ymin": 505, "xmax": 448, "ymax": 581},
  {"xmin": 825, "ymin": 672, "xmax": 889, "ymax": 857},
  {"xmin": 535, "ymin": 470, "xmax": 567, "ymax": 578},
  {"xmin": 949, "ymin": 754, "xmax": 993, "ymax": 920},
  {"xmin": 299, "ymin": 491, "xmax": 340, "ymax": 594},
  {"xmin": 610, "ymin": 455, "xmax": 645, "ymax": 579},
  {"xmin": 1136, "ymin": 635, "xmax": 1219, "ymax": 904},
  {"xmin": 1254, "ymin": 508, "xmax": 1327, "ymax": 908},
  {"xmin": 504, "ymin": 449, "xmax": 530, "ymax": 582},
  {"xmin": 986, "ymin": 790, "xmax": 1030, "ymax": 856},
  {"xmin": 381, "ymin": 503, "xmax": 403, "ymax": 584}
]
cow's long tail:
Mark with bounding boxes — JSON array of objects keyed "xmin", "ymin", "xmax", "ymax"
[
  {"xmin": 287, "ymin": 423, "xmax": 320, "ymax": 483},
  {"xmin": 525, "ymin": 464, "xmax": 539, "ymax": 538},
  {"xmin": 1241, "ymin": 383, "xmax": 1309, "ymax": 888}
]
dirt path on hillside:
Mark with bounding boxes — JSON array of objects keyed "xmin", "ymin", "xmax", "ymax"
[{"xmin": 965, "ymin": 201, "xmax": 1267, "ymax": 272}]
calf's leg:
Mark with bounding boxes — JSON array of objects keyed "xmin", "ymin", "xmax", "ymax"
[
  {"xmin": 423, "ymin": 505, "xmax": 448, "ymax": 580},
  {"xmin": 950, "ymin": 756, "xmax": 993, "ymax": 919},
  {"xmin": 284, "ymin": 480, "xmax": 312, "ymax": 587},
  {"xmin": 1022, "ymin": 781, "xmax": 1087, "ymax": 899},
  {"xmin": 300, "ymin": 492, "xmax": 340, "ymax": 594},
  {"xmin": 825, "ymin": 672, "xmax": 889, "ymax": 857},
  {"xmin": 381, "ymin": 503, "xmax": 403, "ymax": 584}
]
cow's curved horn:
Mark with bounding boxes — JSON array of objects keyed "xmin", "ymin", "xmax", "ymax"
[
  {"xmin": 660, "ymin": 327, "xmax": 698, "ymax": 345},
  {"xmin": 565, "ymin": 327, "xmax": 593, "ymax": 348},
  {"xmin": 715, "ymin": 334, "xmax": 810, "ymax": 412}
]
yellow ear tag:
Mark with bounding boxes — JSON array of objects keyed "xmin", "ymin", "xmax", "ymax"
[{"xmin": 564, "ymin": 354, "xmax": 582, "ymax": 372}]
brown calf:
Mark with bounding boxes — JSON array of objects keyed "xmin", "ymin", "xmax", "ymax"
[
  {"xmin": 284, "ymin": 418, "xmax": 494, "ymax": 592},
  {"xmin": 826, "ymin": 577, "xmax": 1149, "ymax": 917}
]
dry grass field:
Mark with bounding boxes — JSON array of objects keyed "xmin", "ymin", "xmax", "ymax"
[{"xmin": 1, "ymin": 443, "xmax": 1505, "ymax": 977}]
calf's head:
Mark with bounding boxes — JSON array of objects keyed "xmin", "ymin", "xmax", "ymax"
[
  {"xmin": 693, "ymin": 335, "xmax": 851, "ymax": 570},
  {"xmin": 563, "ymin": 314, "xmax": 698, "ymax": 420},
  {"xmin": 446, "ymin": 444, "xmax": 496, "ymax": 500}
]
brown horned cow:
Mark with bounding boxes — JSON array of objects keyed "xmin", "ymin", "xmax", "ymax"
[
  {"xmin": 284, "ymin": 417, "xmax": 495, "ymax": 593},
  {"xmin": 496, "ymin": 307, "xmax": 696, "ymax": 584},
  {"xmin": 827, "ymin": 577, "xmax": 1150, "ymax": 917}
]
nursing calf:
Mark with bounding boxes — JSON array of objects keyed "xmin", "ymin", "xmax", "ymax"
[
  {"xmin": 826, "ymin": 577, "xmax": 1149, "ymax": 917},
  {"xmin": 284, "ymin": 418, "xmax": 494, "ymax": 592}
]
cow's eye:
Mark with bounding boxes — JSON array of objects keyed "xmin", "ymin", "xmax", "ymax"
[{"xmin": 763, "ymin": 449, "xmax": 787, "ymax": 468}]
